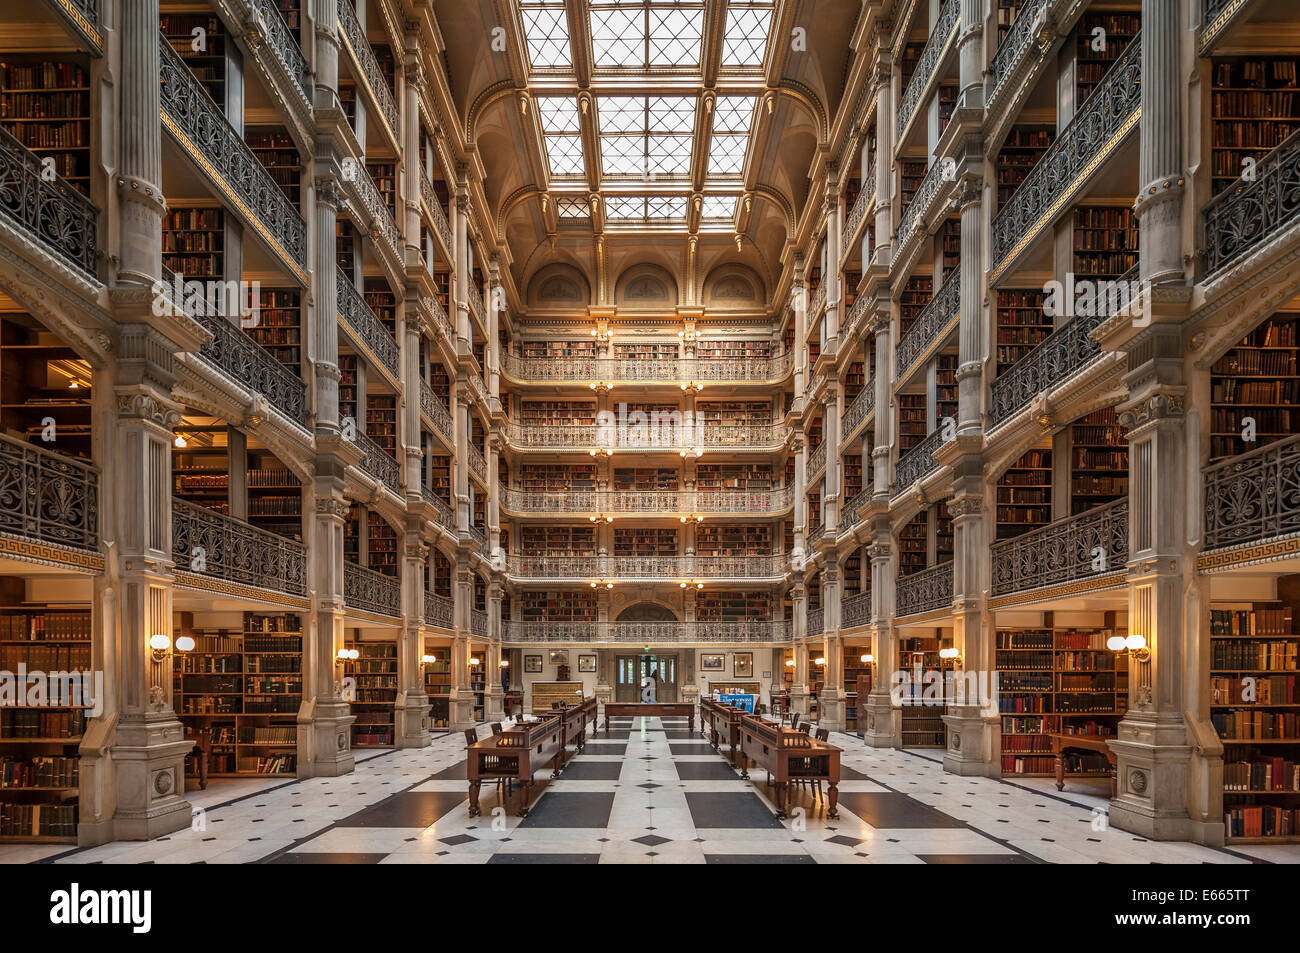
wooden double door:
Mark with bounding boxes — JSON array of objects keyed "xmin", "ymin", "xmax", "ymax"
[{"xmin": 614, "ymin": 654, "xmax": 679, "ymax": 702}]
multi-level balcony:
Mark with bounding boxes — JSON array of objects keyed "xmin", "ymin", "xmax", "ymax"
[
  {"xmin": 172, "ymin": 497, "xmax": 307, "ymax": 598},
  {"xmin": 841, "ymin": 174, "xmax": 876, "ymax": 264},
  {"xmin": 1201, "ymin": 434, "xmax": 1300, "ymax": 565},
  {"xmin": 808, "ymin": 439, "xmax": 827, "ymax": 483},
  {"xmin": 420, "ymin": 484, "xmax": 454, "ymax": 533},
  {"xmin": 344, "ymin": 559, "xmax": 401, "ymax": 617},
  {"xmin": 502, "ymin": 620, "xmax": 792, "ymax": 645},
  {"xmin": 500, "ymin": 351, "xmax": 793, "ymax": 385},
  {"xmin": 240, "ymin": 0, "xmax": 311, "ymax": 109},
  {"xmin": 839, "ymin": 487, "xmax": 872, "ymax": 533},
  {"xmin": 894, "ymin": 161, "xmax": 957, "ymax": 277},
  {"xmin": 0, "ymin": 434, "xmax": 98, "ymax": 557},
  {"xmin": 419, "ymin": 170, "xmax": 453, "ymax": 258},
  {"xmin": 352, "ymin": 428, "xmax": 402, "ymax": 495},
  {"xmin": 893, "ymin": 427, "xmax": 950, "ymax": 494},
  {"xmin": 158, "ymin": 35, "xmax": 308, "ymax": 281},
  {"xmin": 343, "ymin": 161, "xmax": 403, "ymax": 271},
  {"xmin": 1202, "ymin": 128, "xmax": 1300, "ymax": 279},
  {"xmin": 896, "ymin": 560, "xmax": 953, "ymax": 618},
  {"xmin": 336, "ymin": 0, "xmax": 399, "ymax": 149},
  {"xmin": 419, "ymin": 377, "xmax": 455, "ymax": 446},
  {"xmin": 506, "ymin": 554, "xmax": 788, "ymax": 583},
  {"xmin": 895, "ymin": 269, "xmax": 959, "ymax": 383},
  {"xmin": 424, "ymin": 591, "xmax": 454, "ymax": 629},
  {"xmin": 987, "ymin": 0, "xmax": 1048, "ymax": 115},
  {"xmin": 0, "ymin": 124, "xmax": 98, "ymax": 280},
  {"xmin": 35, "ymin": 0, "xmax": 102, "ymax": 53},
  {"xmin": 505, "ymin": 420, "xmax": 791, "ymax": 453},
  {"xmin": 499, "ymin": 486, "xmax": 794, "ymax": 518},
  {"xmin": 806, "ymin": 607, "xmax": 824, "ymax": 636},
  {"xmin": 989, "ymin": 33, "xmax": 1141, "ymax": 283},
  {"xmin": 841, "ymin": 291, "xmax": 871, "ymax": 346},
  {"xmin": 337, "ymin": 266, "xmax": 401, "ymax": 386},
  {"xmin": 896, "ymin": 0, "xmax": 960, "ymax": 144},
  {"xmin": 841, "ymin": 382, "xmax": 876, "ymax": 444},
  {"xmin": 842, "ymin": 590, "xmax": 872, "ymax": 629},
  {"xmin": 471, "ymin": 607, "xmax": 488, "ymax": 637},
  {"xmin": 990, "ymin": 499, "xmax": 1128, "ymax": 600}
]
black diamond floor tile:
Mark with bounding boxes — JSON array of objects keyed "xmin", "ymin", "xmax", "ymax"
[
  {"xmin": 517, "ymin": 792, "xmax": 616, "ymax": 829},
  {"xmin": 685, "ymin": 792, "xmax": 784, "ymax": 829},
  {"xmin": 834, "ymin": 792, "xmax": 967, "ymax": 829},
  {"xmin": 335, "ymin": 791, "xmax": 466, "ymax": 828}
]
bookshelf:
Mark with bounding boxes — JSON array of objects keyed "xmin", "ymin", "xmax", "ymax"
[
  {"xmin": 1210, "ymin": 58, "xmax": 1300, "ymax": 196},
  {"xmin": 245, "ymin": 287, "xmax": 302, "ymax": 376},
  {"xmin": 163, "ymin": 207, "xmax": 224, "ymax": 279},
  {"xmin": 518, "ymin": 464, "xmax": 596, "ymax": 492},
  {"xmin": 899, "ymin": 160, "xmax": 927, "ymax": 221},
  {"xmin": 997, "ymin": 624, "xmax": 1128, "ymax": 777},
  {"xmin": 612, "ymin": 467, "xmax": 679, "ymax": 490},
  {"xmin": 522, "ymin": 340, "xmax": 596, "ymax": 359},
  {"xmin": 614, "ymin": 528, "xmax": 678, "ymax": 556},
  {"xmin": 997, "ymin": 448, "xmax": 1052, "ymax": 540},
  {"xmin": 996, "ymin": 289, "xmax": 1052, "ymax": 374},
  {"xmin": 1075, "ymin": 12, "xmax": 1140, "ymax": 106},
  {"xmin": 1073, "ymin": 206, "xmax": 1138, "ymax": 280},
  {"xmin": 343, "ymin": 506, "xmax": 360, "ymax": 564},
  {"xmin": 898, "ymin": 512, "xmax": 928, "ymax": 577},
  {"xmin": 899, "ymin": 42, "xmax": 924, "ymax": 89},
  {"xmin": 899, "ymin": 276, "xmax": 931, "ymax": 338},
  {"xmin": 366, "ymin": 161, "xmax": 398, "ymax": 220},
  {"xmin": 938, "ymin": 83, "xmax": 957, "ymax": 135},
  {"xmin": 470, "ymin": 651, "xmax": 486, "ymax": 721},
  {"xmin": 1212, "ymin": 601, "xmax": 1300, "ymax": 841},
  {"xmin": 0, "ymin": 606, "xmax": 90, "ymax": 842},
  {"xmin": 936, "ymin": 353, "xmax": 958, "ymax": 427},
  {"xmin": 247, "ymin": 451, "xmax": 301, "ymax": 540},
  {"xmin": 519, "ymin": 401, "xmax": 596, "ymax": 427},
  {"xmin": 845, "ymin": 359, "xmax": 866, "ymax": 403},
  {"xmin": 336, "ymin": 219, "xmax": 356, "ymax": 282},
  {"xmin": 1209, "ymin": 312, "xmax": 1299, "ymax": 461},
  {"xmin": 161, "ymin": 13, "xmax": 227, "ymax": 107},
  {"xmin": 940, "ymin": 218, "xmax": 960, "ymax": 277},
  {"xmin": 338, "ymin": 353, "xmax": 358, "ymax": 424},
  {"xmin": 843, "ymin": 455, "xmax": 863, "ymax": 502},
  {"xmin": 363, "ymin": 279, "xmax": 397, "ymax": 337},
  {"xmin": 0, "ymin": 59, "xmax": 92, "ymax": 197},
  {"xmin": 345, "ymin": 640, "xmax": 397, "ymax": 746},
  {"xmin": 696, "ymin": 340, "xmax": 771, "ymax": 360},
  {"xmin": 0, "ymin": 313, "xmax": 94, "ymax": 459},
  {"xmin": 996, "ymin": 0, "xmax": 1025, "ymax": 46},
  {"xmin": 366, "ymin": 511, "xmax": 398, "ymax": 576},
  {"xmin": 246, "ymin": 127, "xmax": 300, "ymax": 207},
  {"xmin": 696, "ymin": 464, "xmax": 773, "ymax": 493},
  {"xmin": 365, "ymin": 393, "xmax": 398, "ymax": 457},
  {"xmin": 996, "ymin": 125, "xmax": 1053, "ymax": 209},
  {"xmin": 1070, "ymin": 407, "xmax": 1128, "ymax": 515},
  {"xmin": 935, "ymin": 501, "xmax": 954, "ymax": 564},
  {"xmin": 174, "ymin": 442, "xmax": 228, "ymax": 513},
  {"xmin": 614, "ymin": 343, "xmax": 677, "ymax": 361},
  {"xmin": 174, "ymin": 612, "xmax": 302, "ymax": 778},
  {"xmin": 521, "ymin": 525, "xmax": 596, "ymax": 556},
  {"xmin": 695, "ymin": 525, "xmax": 770, "ymax": 556},
  {"xmin": 695, "ymin": 591, "xmax": 769, "ymax": 622},
  {"xmin": 899, "ymin": 635, "xmax": 945, "ymax": 747},
  {"xmin": 897, "ymin": 392, "xmax": 927, "ymax": 456},
  {"xmin": 697, "ymin": 402, "xmax": 771, "ymax": 428},
  {"xmin": 423, "ymin": 649, "xmax": 451, "ymax": 731},
  {"xmin": 844, "ymin": 650, "xmax": 871, "ymax": 731},
  {"xmin": 520, "ymin": 591, "xmax": 597, "ymax": 622}
]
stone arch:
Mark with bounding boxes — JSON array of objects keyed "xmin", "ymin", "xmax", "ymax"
[
  {"xmin": 616, "ymin": 601, "xmax": 679, "ymax": 622},
  {"xmin": 702, "ymin": 263, "xmax": 764, "ymax": 307},
  {"xmin": 527, "ymin": 262, "xmax": 591, "ymax": 308},
  {"xmin": 614, "ymin": 263, "xmax": 677, "ymax": 309}
]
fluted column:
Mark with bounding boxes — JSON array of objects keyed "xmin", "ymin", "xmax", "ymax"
[
  {"xmin": 819, "ymin": 558, "xmax": 846, "ymax": 731},
  {"xmin": 957, "ymin": 0, "xmax": 984, "ymax": 110},
  {"xmin": 485, "ymin": 580, "xmax": 504, "ymax": 720},
  {"xmin": 1134, "ymin": 0, "xmax": 1184, "ymax": 286},
  {"xmin": 955, "ymin": 182, "xmax": 984, "ymax": 437},
  {"xmin": 820, "ymin": 389, "xmax": 841, "ymax": 532},
  {"xmin": 870, "ymin": 316, "xmax": 892, "ymax": 498},
  {"xmin": 871, "ymin": 62, "xmax": 892, "ymax": 264},
  {"xmin": 862, "ymin": 528, "xmax": 897, "ymax": 747},
  {"xmin": 395, "ymin": 538, "xmax": 430, "ymax": 747},
  {"xmin": 789, "ymin": 583, "xmax": 810, "ymax": 719},
  {"xmin": 313, "ymin": 181, "xmax": 342, "ymax": 432},
  {"xmin": 117, "ymin": 0, "xmax": 166, "ymax": 286},
  {"xmin": 450, "ymin": 561, "xmax": 476, "ymax": 729}
]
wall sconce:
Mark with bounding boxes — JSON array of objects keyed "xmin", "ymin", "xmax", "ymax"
[
  {"xmin": 421, "ymin": 654, "xmax": 437, "ymax": 664},
  {"xmin": 591, "ymin": 327, "xmax": 611, "ymax": 343},
  {"xmin": 590, "ymin": 580, "xmax": 614, "ymax": 589},
  {"xmin": 588, "ymin": 448, "xmax": 613, "ymax": 458},
  {"xmin": 469, "ymin": 657, "xmax": 482, "ymax": 667},
  {"xmin": 1109, "ymin": 633, "xmax": 1149, "ymax": 662},
  {"xmin": 336, "ymin": 647, "xmax": 359, "ymax": 664},
  {"xmin": 784, "ymin": 658, "xmax": 795, "ymax": 668},
  {"xmin": 499, "ymin": 659, "xmax": 510, "ymax": 668},
  {"xmin": 173, "ymin": 433, "xmax": 187, "ymax": 448},
  {"xmin": 860, "ymin": 653, "xmax": 874, "ymax": 664},
  {"xmin": 938, "ymin": 647, "xmax": 961, "ymax": 663},
  {"xmin": 678, "ymin": 580, "xmax": 704, "ymax": 590},
  {"xmin": 814, "ymin": 656, "xmax": 826, "ymax": 666},
  {"xmin": 151, "ymin": 633, "xmax": 192, "ymax": 662},
  {"xmin": 680, "ymin": 382, "xmax": 704, "ymax": 394},
  {"xmin": 588, "ymin": 513, "xmax": 614, "ymax": 523},
  {"xmin": 678, "ymin": 514, "xmax": 704, "ymax": 523},
  {"xmin": 677, "ymin": 329, "xmax": 697, "ymax": 342},
  {"xmin": 678, "ymin": 447, "xmax": 703, "ymax": 458}
]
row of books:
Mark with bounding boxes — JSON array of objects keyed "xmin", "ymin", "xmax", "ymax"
[
  {"xmin": 0, "ymin": 756, "xmax": 78, "ymax": 789},
  {"xmin": 1212, "ymin": 379, "xmax": 1300, "ymax": 404},
  {"xmin": 1212, "ymin": 640, "xmax": 1297, "ymax": 670},
  {"xmin": 0, "ymin": 803, "xmax": 76, "ymax": 839},
  {"xmin": 0, "ymin": 645, "xmax": 90, "ymax": 671},
  {"xmin": 1211, "ymin": 607, "xmax": 1293, "ymax": 636},
  {"xmin": 1211, "ymin": 349, "xmax": 1297, "ymax": 376},
  {"xmin": 1224, "ymin": 758, "xmax": 1300, "ymax": 792},
  {"xmin": 1213, "ymin": 675, "xmax": 1298, "ymax": 706},
  {"xmin": 1213, "ymin": 710, "xmax": 1300, "ymax": 740},
  {"xmin": 1224, "ymin": 806, "xmax": 1298, "ymax": 839},
  {"xmin": 0, "ymin": 710, "xmax": 85, "ymax": 738},
  {"xmin": 0, "ymin": 613, "xmax": 91, "ymax": 640}
]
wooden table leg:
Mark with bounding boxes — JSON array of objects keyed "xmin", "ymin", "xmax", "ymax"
[
  {"xmin": 603, "ymin": 712, "xmax": 609, "ymax": 733},
  {"xmin": 827, "ymin": 782, "xmax": 839, "ymax": 819},
  {"xmin": 1055, "ymin": 751, "xmax": 1066, "ymax": 792},
  {"xmin": 739, "ymin": 751, "xmax": 750, "ymax": 780},
  {"xmin": 468, "ymin": 780, "xmax": 481, "ymax": 817},
  {"xmin": 775, "ymin": 781, "xmax": 788, "ymax": 819},
  {"xmin": 517, "ymin": 780, "xmax": 531, "ymax": 817}
]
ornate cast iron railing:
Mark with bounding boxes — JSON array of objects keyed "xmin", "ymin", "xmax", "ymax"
[
  {"xmin": 808, "ymin": 440, "xmax": 827, "ymax": 480},
  {"xmin": 468, "ymin": 283, "xmax": 486, "ymax": 328},
  {"xmin": 501, "ymin": 620, "xmax": 793, "ymax": 644},
  {"xmin": 421, "ymin": 484, "xmax": 454, "ymax": 531},
  {"xmin": 989, "ymin": 0, "xmax": 1048, "ymax": 106},
  {"xmin": 506, "ymin": 421, "xmax": 790, "ymax": 451},
  {"xmin": 991, "ymin": 499, "xmax": 1128, "ymax": 596},
  {"xmin": 842, "ymin": 291, "xmax": 870, "ymax": 343},
  {"xmin": 896, "ymin": 156, "xmax": 951, "ymax": 253},
  {"xmin": 352, "ymin": 161, "xmax": 402, "ymax": 263},
  {"xmin": 990, "ymin": 34, "xmax": 1141, "ymax": 273},
  {"xmin": 500, "ymin": 486, "xmax": 794, "ymax": 516},
  {"xmin": 336, "ymin": 266, "xmax": 400, "ymax": 380},
  {"xmin": 471, "ymin": 608, "xmax": 488, "ymax": 637},
  {"xmin": 337, "ymin": 0, "xmax": 399, "ymax": 141},
  {"xmin": 894, "ymin": 427, "xmax": 949, "ymax": 493},
  {"xmin": 159, "ymin": 36, "xmax": 307, "ymax": 269},
  {"xmin": 419, "ymin": 377, "xmax": 454, "ymax": 444},
  {"xmin": 172, "ymin": 497, "xmax": 306, "ymax": 596},
  {"xmin": 502, "ymin": 351, "xmax": 793, "ymax": 383},
  {"xmin": 1203, "ymin": 433, "xmax": 1300, "ymax": 552},
  {"xmin": 807, "ymin": 607, "xmax": 824, "ymax": 636},
  {"xmin": 191, "ymin": 310, "xmax": 308, "ymax": 425},
  {"xmin": 1203, "ymin": 126, "xmax": 1300, "ymax": 277},
  {"xmin": 808, "ymin": 281, "xmax": 827, "ymax": 324},
  {"xmin": 0, "ymin": 435, "xmax": 98, "ymax": 551},
  {"xmin": 0, "ymin": 125, "xmax": 97, "ymax": 278},
  {"xmin": 354, "ymin": 429, "xmax": 402, "ymax": 493},
  {"xmin": 839, "ymin": 488, "xmax": 872, "ymax": 533},
  {"xmin": 344, "ymin": 560, "xmax": 400, "ymax": 616},
  {"xmin": 842, "ymin": 590, "xmax": 871, "ymax": 628},
  {"xmin": 842, "ymin": 383, "xmax": 875, "ymax": 441},
  {"xmin": 466, "ymin": 443, "xmax": 487, "ymax": 482},
  {"xmin": 423, "ymin": 291, "xmax": 453, "ymax": 341},
  {"xmin": 897, "ymin": 560, "xmax": 953, "ymax": 617},
  {"xmin": 896, "ymin": 269, "xmax": 959, "ymax": 380},
  {"xmin": 507, "ymin": 554, "xmax": 788, "ymax": 580},
  {"xmin": 249, "ymin": 0, "xmax": 310, "ymax": 102},
  {"xmin": 425, "ymin": 591, "xmax": 453, "ymax": 628},
  {"xmin": 467, "ymin": 523, "xmax": 487, "ymax": 556},
  {"xmin": 896, "ymin": 0, "xmax": 959, "ymax": 138},
  {"xmin": 842, "ymin": 184, "xmax": 875, "ymax": 258},
  {"xmin": 420, "ymin": 171, "xmax": 453, "ymax": 251}
]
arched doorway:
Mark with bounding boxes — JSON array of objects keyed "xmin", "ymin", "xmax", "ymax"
[{"xmin": 613, "ymin": 603, "xmax": 680, "ymax": 701}]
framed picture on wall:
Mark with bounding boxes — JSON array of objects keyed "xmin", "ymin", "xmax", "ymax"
[
  {"xmin": 524, "ymin": 655, "xmax": 543, "ymax": 673},
  {"xmin": 733, "ymin": 652, "xmax": 754, "ymax": 678},
  {"xmin": 548, "ymin": 650, "xmax": 569, "ymax": 665},
  {"xmin": 700, "ymin": 654, "xmax": 725, "ymax": 672},
  {"xmin": 578, "ymin": 654, "xmax": 596, "ymax": 673}
]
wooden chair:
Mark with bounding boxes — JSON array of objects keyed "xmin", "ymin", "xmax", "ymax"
[
  {"xmin": 463, "ymin": 728, "xmax": 477, "ymax": 748},
  {"xmin": 490, "ymin": 723, "xmax": 503, "ymax": 736},
  {"xmin": 815, "ymin": 728, "xmax": 829, "ymax": 742}
]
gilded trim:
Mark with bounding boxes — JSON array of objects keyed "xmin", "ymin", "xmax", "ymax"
[
  {"xmin": 988, "ymin": 570, "xmax": 1127, "ymax": 609},
  {"xmin": 54, "ymin": 0, "xmax": 103, "ymax": 52},
  {"xmin": 1198, "ymin": 535, "xmax": 1300, "ymax": 573},
  {"xmin": 0, "ymin": 534, "xmax": 102, "ymax": 572},
  {"xmin": 1197, "ymin": 0, "xmax": 1250, "ymax": 56},
  {"xmin": 173, "ymin": 570, "xmax": 311, "ymax": 609}
]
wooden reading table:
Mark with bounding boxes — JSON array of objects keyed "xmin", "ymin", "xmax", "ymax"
[
  {"xmin": 736, "ymin": 714, "xmax": 841, "ymax": 819},
  {"xmin": 699, "ymin": 696, "xmax": 746, "ymax": 767},
  {"xmin": 1049, "ymin": 732, "xmax": 1117, "ymax": 798},
  {"xmin": 603, "ymin": 701, "xmax": 695, "ymax": 733},
  {"xmin": 550, "ymin": 696, "xmax": 596, "ymax": 763},
  {"xmin": 466, "ymin": 714, "xmax": 564, "ymax": 817}
]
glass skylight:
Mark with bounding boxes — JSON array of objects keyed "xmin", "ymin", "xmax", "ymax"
[
  {"xmin": 708, "ymin": 95, "xmax": 756, "ymax": 176},
  {"xmin": 555, "ymin": 196, "xmax": 590, "ymax": 218},
  {"xmin": 721, "ymin": 1, "xmax": 774, "ymax": 67},
  {"xmin": 537, "ymin": 97, "xmax": 585, "ymax": 177},
  {"xmin": 700, "ymin": 193, "xmax": 740, "ymax": 219},
  {"xmin": 598, "ymin": 96, "xmax": 696, "ymax": 178},
  {"xmin": 589, "ymin": 2, "xmax": 705, "ymax": 69},
  {"xmin": 519, "ymin": 0, "xmax": 572, "ymax": 68},
  {"xmin": 604, "ymin": 194, "xmax": 689, "ymax": 221}
]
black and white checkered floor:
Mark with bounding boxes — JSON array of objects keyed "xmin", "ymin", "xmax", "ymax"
[{"xmin": 22, "ymin": 716, "xmax": 1299, "ymax": 864}]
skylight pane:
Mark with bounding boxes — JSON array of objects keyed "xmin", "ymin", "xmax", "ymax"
[
  {"xmin": 714, "ymin": 95, "xmax": 755, "ymax": 133},
  {"xmin": 646, "ymin": 195, "xmax": 687, "ymax": 219},
  {"xmin": 605, "ymin": 196, "xmax": 644, "ymax": 219},
  {"xmin": 598, "ymin": 97, "xmax": 643, "ymax": 134},
  {"xmin": 721, "ymin": 2, "xmax": 773, "ymax": 67},
  {"xmin": 700, "ymin": 194, "xmax": 739, "ymax": 219},
  {"xmin": 590, "ymin": 8, "xmax": 642, "ymax": 67},
  {"xmin": 647, "ymin": 96, "xmax": 696, "ymax": 133},
  {"xmin": 601, "ymin": 136, "xmax": 643, "ymax": 175},
  {"xmin": 648, "ymin": 8, "xmax": 703, "ymax": 66},
  {"xmin": 708, "ymin": 134, "xmax": 748, "ymax": 175},
  {"xmin": 538, "ymin": 97, "xmax": 580, "ymax": 133},
  {"xmin": 546, "ymin": 135, "xmax": 586, "ymax": 176},
  {"xmin": 520, "ymin": 5, "xmax": 571, "ymax": 68},
  {"xmin": 648, "ymin": 135, "xmax": 692, "ymax": 175},
  {"xmin": 556, "ymin": 196, "xmax": 589, "ymax": 218}
]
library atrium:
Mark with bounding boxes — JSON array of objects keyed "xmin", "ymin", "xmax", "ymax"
[{"xmin": 0, "ymin": 0, "xmax": 1297, "ymax": 876}]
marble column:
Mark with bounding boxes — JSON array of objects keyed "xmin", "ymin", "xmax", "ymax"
[
  {"xmin": 862, "ymin": 523, "xmax": 898, "ymax": 747},
  {"xmin": 485, "ymin": 580, "xmax": 505, "ymax": 720},
  {"xmin": 117, "ymin": 0, "xmax": 166, "ymax": 287},
  {"xmin": 789, "ymin": 583, "xmax": 810, "ymax": 719},
  {"xmin": 1133, "ymin": 0, "xmax": 1185, "ymax": 287},
  {"xmin": 869, "ymin": 316, "xmax": 893, "ymax": 499},
  {"xmin": 449, "ymin": 561, "xmax": 476, "ymax": 729},
  {"xmin": 955, "ymin": 182, "xmax": 984, "ymax": 438},
  {"xmin": 819, "ymin": 557, "xmax": 846, "ymax": 731},
  {"xmin": 820, "ymin": 389, "xmax": 841, "ymax": 533},
  {"xmin": 395, "ymin": 537, "xmax": 430, "ymax": 747}
]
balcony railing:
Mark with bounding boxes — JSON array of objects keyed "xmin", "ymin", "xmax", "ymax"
[
  {"xmin": 344, "ymin": 560, "xmax": 400, "ymax": 616},
  {"xmin": 988, "ymin": 267, "xmax": 1138, "ymax": 425},
  {"xmin": 842, "ymin": 590, "xmax": 871, "ymax": 628},
  {"xmin": 808, "ymin": 522, "xmax": 827, "ymax": 546},
  {"xmin": 471, "ymin": 608, "xmax": 488, "ymax": 637},
  {"xmin": 0, "ymin": 125, "xmax": 97, "ymax": 278},
  {"xmin": 467, "ymin": 523, "xmax": 487, "ymax": 556},
  {"xmin": 1203, "ymin": 126, "xmax": 1300, "ymax": 278},
  {"xmin": 502, "ymin": 620, "xmax": 792, "ymax": 644},
  {"xmin": 990, "ymin": 34, "xmax": 1141, "ymax": 275},
  {"xmin": 189, "ymin": 309, "xmax": 308, "ymax": 425},
  {"xmin": 421, "ymin": 484, "xmax": 454, "ymax": 531},
  {"xmin": 43, "ymin": 0, "xmax": 101, "ymax": 49},
  {"xmin": 173, "ymin": 498, "xmax": 306, "ymax": 596},
  {"xmin": 423, "ymin": 291, "xmax": 453, "ymax": 341},
  {"xmin": 807, "ymin": 607, "xmax": 824, "ymax": 636},
  {"xmin": 467, "ymin": 443, "xmax": 487, "ymax": 482},
  {"xmin": 842, "ymin": 290, "xmax": 870, "ymax": 343},
  {"xmin": 991, "ymin": 499, "xmax": 1128, "ymax": 597},
  {"xmin": 0, "ymin": 435, "xmax": 98, "ymax": 552},
  {"xmin": 506, "ymin": 421, "xmax": 790, "ymax": 452},
  {"xmin": 808, "ymin": 440, "xmax": 827, "ymax": 480},
  {"xmin": 808, "ymin": 282, "xmax": 828, "ymax": 323},
  {"xmin": 897, "ymin": 560, "xmax": 953, "ymax": 617},
  {"xmin": 336, "ymin": 267, "xmax": 400, "ymax": 381},
  {"xmin": 895, "ymin": 156, "xmax": 952, "ymax": 254},
  {"xmin": 420, "ymin": 171, "xmax": 453, "ymax": 252},
  {"xmin": 159, "ymin": 36, "xmax": 307, "ymax": 271},
  {"xmin": 842, "ymin": 184, "xmax": 875, "ymax": 258},
  {"xmin": 1203, "ymin": 433, "xmax": 1300, "ymax": 553},
  {"xmin": 500, "ymin": 486, "xmax": 794, "ymax": 516},
  {"xmin": 501, "ymin": 351, "xmax": 793, "ymax": 384},
  {"xmin": 249, "ymin": 0, "xmax": 310, "ymax": 102},
  {"xmin": 351, "ymin": 162, "xmax": 402, "ymax": 264},
  {"xmin": 337, "ymin": 0, "xmax": 399, "ymax": 142},
  {"xmin": 841, "ymin": 383, "xmax": 876, "ymax": 441},
  {"xmin": 895, "ymin": 268, "xmax": 959, "ymax": 380},
  {"xmin": 839, "ymin": 488, "xmax": 872, "ymax": 533},
  {"xmin": 425, "ymin": 591, "xmax": 453, "ymax": 628},
  {"xmin": 419, "ymin": 378, "xmax": 454, "ymax": 444},
  {"xmin": 894, "ymin": 427, "xmax": 950, "ymax": 493},
  {"xmin": 896, "ymin": 0, "xmax": 959, "ymax": 139},
  {"xmin": 988, "ymin": 0, "xmax": 1048, "ymax": 106},
  {"xmin": 353, "ymin": 429, "xmax": 402, "ymax": 494},
  {"xmin": 507, "ymin": 554, "xmax": 788, "ymax": 580},
  {"xmin": 468, "ymin": 284, "xmax": 486, "ymax": 327}
]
